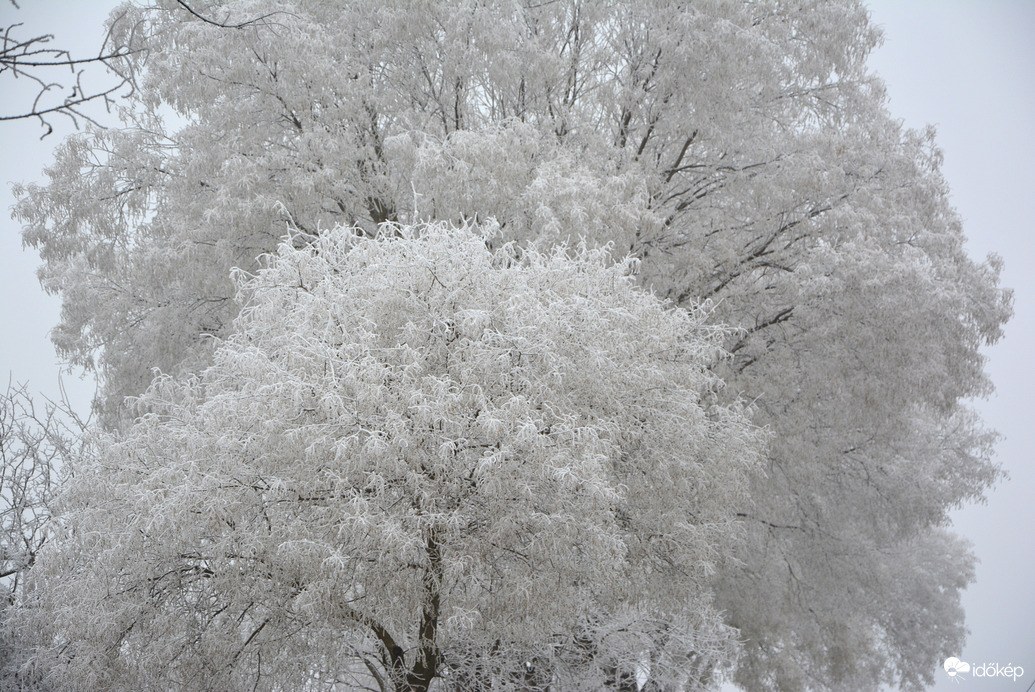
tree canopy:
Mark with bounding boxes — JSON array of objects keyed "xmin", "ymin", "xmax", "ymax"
[
  {"xmin": 9, "ymin": 1, "xmax": 1012, "ymax": 690},
  {"xmin": 18, "ymin": 224, "xmax": 762, "ymax": 691}
]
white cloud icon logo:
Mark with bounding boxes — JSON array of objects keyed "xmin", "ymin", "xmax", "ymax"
[{"xmin": 944, "ymin": 657, "xmax": 971, "ymax": 677}]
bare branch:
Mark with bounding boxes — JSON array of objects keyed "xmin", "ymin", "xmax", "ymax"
[
  {"xmin": 174, "ymin": 1, "xmax": 287, "ymax": 30},
  {"xmin": 0, "ymin": 11, "xmax": 141, "ymax": 137}
]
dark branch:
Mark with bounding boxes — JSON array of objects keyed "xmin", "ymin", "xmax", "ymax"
[
  {"xmin": 174, "ymin": 1, "xmax": 286, "ymax": 30},
  {"xmin": 0, "ymin": 12, "xmax": 141, "ymax": 137}
]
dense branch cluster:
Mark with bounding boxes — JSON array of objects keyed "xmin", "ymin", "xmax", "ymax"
[
  {"xmin": 17, "ymin": 225, "xmax": 762, "ymax": 691},
  {"xmin": 3, "ymin": 1, "xmax": 1012, "ymax": 691}
]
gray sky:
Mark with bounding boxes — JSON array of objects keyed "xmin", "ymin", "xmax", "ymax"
[{"xmin": 1, "ymin": 2, "xmax": 1032, "ymax": 690}]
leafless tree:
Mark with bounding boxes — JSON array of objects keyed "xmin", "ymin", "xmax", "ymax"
[{"xmin": 0, "ymin": 379, "xmax": 86, "ymax": 602}]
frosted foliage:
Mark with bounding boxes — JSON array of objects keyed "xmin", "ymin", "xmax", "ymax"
[
  {"xmin": 17, "ymin": 224, "xmax": 762, "ymax": 691},
  {"xmin": 11, "ymin": 1, "xmax": 1012, "ymax": 689}
]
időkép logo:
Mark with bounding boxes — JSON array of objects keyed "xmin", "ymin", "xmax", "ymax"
[{"xmin": 943, "ymin": 656, "xmax": 1024, "ymax": 682}]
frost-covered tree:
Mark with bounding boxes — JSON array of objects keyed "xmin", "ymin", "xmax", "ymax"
[
  {"xmin": 16, "ymin": 224, "xmax": 761, "ymax": 692},
  {"xmin": 0, "ymin": 381, "xmax": 87, "ymax": 597},
  {"xmin": 12, "ymin": 1, "xmax": 1011, "ymax": 689},
  {"xmin": 0, "ymin": 381, "xmax": 83, "ymax": 690},
  {"xmin": 0, "ymin": 382, "xmax": 73, "ymax": 600}
]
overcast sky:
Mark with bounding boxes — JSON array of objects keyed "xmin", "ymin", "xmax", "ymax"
[{"xmin": 1, "ymin": 2, "xmax": 1032, "ymax": 690}]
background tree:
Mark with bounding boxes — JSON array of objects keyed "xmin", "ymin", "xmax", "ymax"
[
  {"xmin": 17, "ymin": 223, "xmax": 762, "ymax": 692},
  {"xmin": 11, "ymin": 1, "xmax": 1012, "ymax": 689}
]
